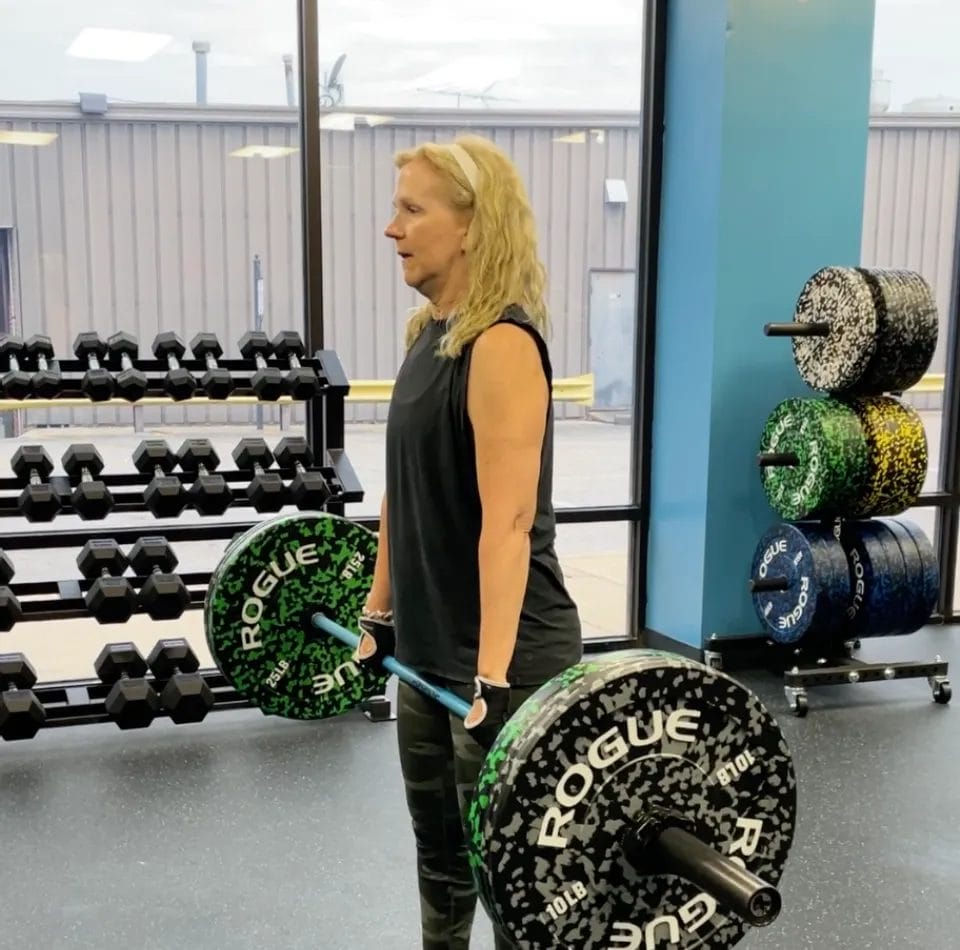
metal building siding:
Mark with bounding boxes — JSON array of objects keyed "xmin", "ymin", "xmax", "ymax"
[
  {"xmin": 321, "ymin": 122, "xmax": 640, "ymax": 422},
  {"xmin": 0, "ymin": 112, "xmax": 302, "ymax": 429},
  {"xmin": 860, "ymin": 123, "xmax": 960, "ymax": 376},
  {"xmin": 0, "ymin": 106, "xmax": 957, "ymax": 432}
]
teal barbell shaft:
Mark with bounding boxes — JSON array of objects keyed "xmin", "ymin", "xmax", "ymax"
[{"xmin": 311, "ymin": 613, "xmax": 473, "ymax": 719}]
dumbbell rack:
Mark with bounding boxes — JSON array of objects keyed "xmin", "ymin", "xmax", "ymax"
[{"xmin": 0, "ymin": 344, "xmax": 370, "ymax": 735}]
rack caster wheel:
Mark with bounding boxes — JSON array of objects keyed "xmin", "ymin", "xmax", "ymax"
[
  {"xmin": 785, "ymin": 686, "xmax": 809, "ymax": 718},
  {"xmin": 704, "ymin": 649, "xmax": 723, "ymax": 671},
  {"xmin": 932, "ymin": 678, "xmax": 951, "ymax": 705}
]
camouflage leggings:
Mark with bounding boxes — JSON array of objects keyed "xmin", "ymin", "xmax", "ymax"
[{"xmin": 397, "ymin": 678, "xmax": 540, "ymax": 950}]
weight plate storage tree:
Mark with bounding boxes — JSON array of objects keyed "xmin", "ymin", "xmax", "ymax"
[{"xmin": 706, "ymin": 265, "xmax": 951, "ymax": 716}]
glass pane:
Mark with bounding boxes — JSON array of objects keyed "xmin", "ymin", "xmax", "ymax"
[
  {"xmin": 864, "ymin": 3, "xmax": 959, "ymax": 494},
  {"xmin": 320, "ymin": 0, "xmax": 647, "ymax": 508},
  {"xmin": 555, "ymin": 521, "xmax": 630, "ymax": 641},
  {"xmin": 0, "ymin": 4, "xmax": 304, "ymax": 532},
  {"xmin": 2, "ymin": 4, "xmax": 299, "ymax": 107},
  {"xmin": 344, "ymin": 401, "xmax": 633, "ymax": 520},
  {"xmin": 342, "ymin": 429, "xmax": 634, "ymax": 641}
]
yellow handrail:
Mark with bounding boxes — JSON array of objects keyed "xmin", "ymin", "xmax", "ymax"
[
  {"xmin": 345, "ymin": 372, "xmax": 595, "ymax": 405},
  {"xmin": 910, "ymin": 373, "xmax": 945, "ymax": 394}
]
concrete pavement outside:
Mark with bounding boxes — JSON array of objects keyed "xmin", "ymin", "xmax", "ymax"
[{"xmin": 0, "ymin": 418, "xmax": 637, "ymax": 683}]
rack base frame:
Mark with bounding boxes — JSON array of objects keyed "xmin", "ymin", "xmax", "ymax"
[{"xmin": 702, "ymin": 633, "xmax": 952, "ymax": 718}]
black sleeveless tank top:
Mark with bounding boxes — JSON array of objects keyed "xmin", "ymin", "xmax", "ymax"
[{"xmin": 384, "ymin": 306, "xmax": 583, "ymax": 686}]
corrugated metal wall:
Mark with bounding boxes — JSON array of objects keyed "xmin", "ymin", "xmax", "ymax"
[
  {"xmin": 861, "ymin": 120, "xmax": 960, "ymax": 378},
  {"xmin": 0, "ymin": 106, "xmax": 304, "ymax": 429},
  {"xmin": 320, "ymin": 120, "xmax": 640, "ymax": 422},
  {"xmin": 0, "ymin": 105, "xmax": 956, "ymax": 427}
]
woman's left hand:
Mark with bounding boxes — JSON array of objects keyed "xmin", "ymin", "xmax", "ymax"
[{"xmin": 464, "ymin": 675, "xmax": 511, "ymax": 750}]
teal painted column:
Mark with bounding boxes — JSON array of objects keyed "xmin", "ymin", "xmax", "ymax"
[{"xmin": 645, "ymin": 0, "xmax": 877, "ymax": 650}]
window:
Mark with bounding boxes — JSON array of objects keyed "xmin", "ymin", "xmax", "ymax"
[
  {"xmin": 866, "ymin": 0, "xmax": 960, "ymax": 620},
  {"xmin": 556, "ymin": 521, "xmax": 630, "ymax": 640},
  {"xmin": 314, "ymin": 0, "xmax": 651, "ymax": 640},
  {"xmin": 0, "ymin": 4, "xmax": 303, "ymax": 506},
  {"xmin": 0, "ymin": 5, "xmax": 306, "ymax": 679}
]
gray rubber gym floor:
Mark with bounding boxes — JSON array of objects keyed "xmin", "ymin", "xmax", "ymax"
[{"xmin": 0, "ymin": 627, "xmax": 956, "ymax": 950}]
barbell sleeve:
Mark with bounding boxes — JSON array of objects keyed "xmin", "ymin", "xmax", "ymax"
[
  {"xmin": 623, "ymin": 822, "xmax": 782, "ymax": 928},
  {"xmin": 763, "ymin": 321, "xmax": 830, "ymax": 337},
  {"xmin": 311, "ymin": 613, "xmax": 473, "ymax": 719}
]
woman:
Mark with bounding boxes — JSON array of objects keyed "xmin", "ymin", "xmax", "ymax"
[{"xmin": 354, "ymin": 133, "xmax": 582, "ymax": 949}]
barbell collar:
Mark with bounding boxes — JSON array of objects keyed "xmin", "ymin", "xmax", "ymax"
[{"xmin": 623, "ymin": 811, "xmax": 782, "ymax": 928}]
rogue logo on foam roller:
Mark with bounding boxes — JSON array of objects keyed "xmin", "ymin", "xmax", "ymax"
[
  {"xmin": 240, "ymin": 543, "xmax": 321, "ymax": 650},
  {"xmin": 537, "ymin": 709, "xmax": 701, "ymax": 850}
]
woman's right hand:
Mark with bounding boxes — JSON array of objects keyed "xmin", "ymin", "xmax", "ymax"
[{"xmin": 354, "ymin": 608, "xmax": 396, "ymax": 676}]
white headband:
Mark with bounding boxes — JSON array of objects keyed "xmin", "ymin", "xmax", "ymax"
[{"xmin": 447, "ymin": 143, "xmax": 479, "ymax": 192}]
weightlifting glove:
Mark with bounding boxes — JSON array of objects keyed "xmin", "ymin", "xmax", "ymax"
[
  {"xmin": 354, "ymin": 609, "xmax": 396, "ymax": 677},
  {"xmin": 464, "ymin": 675, "xmax": 511, "ymax": 750}
]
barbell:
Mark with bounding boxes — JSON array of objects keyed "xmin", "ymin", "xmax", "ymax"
[{"xmin": 204, "ymin": 512, "xmax": 798, "ymax": 949}]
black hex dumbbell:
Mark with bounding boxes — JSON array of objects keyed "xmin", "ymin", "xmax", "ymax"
[
  {"xmin": 0, "ymin": 550, "xmax": 22, "ymax": 633},
  {"xmin": 238, "ymin": 331, "xmax": 284, "ymax": 401},
  {"xmin": 62, "ymin": 444, "xmax": 114, "ymax": 520},
  {"xmin": 12, "ymin": 445, "xmax": 60, "ymax": 522},
  {"xmin": 0, "ymin": 654, "xmax": 45, "ymax": 741},
  {"xmin": 147, "ymin": 638, "xmax": 215, "ymax": 725},
  {"xmin": 0, "ymin": 336, "xmax": 33, "ymax": 398},
  {"xmin": 274, "ymin": 437, "xmax": 332, "ymax": 510},
  {"xmin": 94, "ymin": 642, "xmax": 161, "ymax": 730},
  {"xmin": 133, "ymin": 440, "xmax": 188, "ymax": 518},
  {"xmin": 129, "ymin": 537, "xmax": 190, "ymax": 621},
  {"xmin": 73, "ymin": 332, "xmax": 115, "ymax": 402},
  {"xmin": 107, "ymin": 331, "xmax": 149, "ymax": 402},
  {"xmin": 25, "ymin": 335, "xmax": 61, "ymax": 397},
  {"xmin": 232, "ymin": 437, "xmax": 287, "ymax": 512},
  {"xmin": 177, "ymin": 439, "xmax": 232, "ymax": 516},
  {"xmin": 152, "ymin": 331, "xmax": 196, "ymax": 402},
  {"xmin": 77, "ymin": 539, "xmax": 138, "ymax": 624},
  {"xmin": 272, "ymin": 331, "xmax": 322, "ymax": 400},
  {"xmin": 189, "ymin": 332, "xmax": 234, "ymax": 400}
]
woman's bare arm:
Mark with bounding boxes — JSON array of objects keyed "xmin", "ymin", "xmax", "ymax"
[{"xmin": 467, "ymin": 323, "xmax": 548, "ymax": 682}]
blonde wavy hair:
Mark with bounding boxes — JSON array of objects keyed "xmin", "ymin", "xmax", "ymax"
[{"xmin": 394, "ymin": 133, "xmax": 549, "ymax": 357}]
